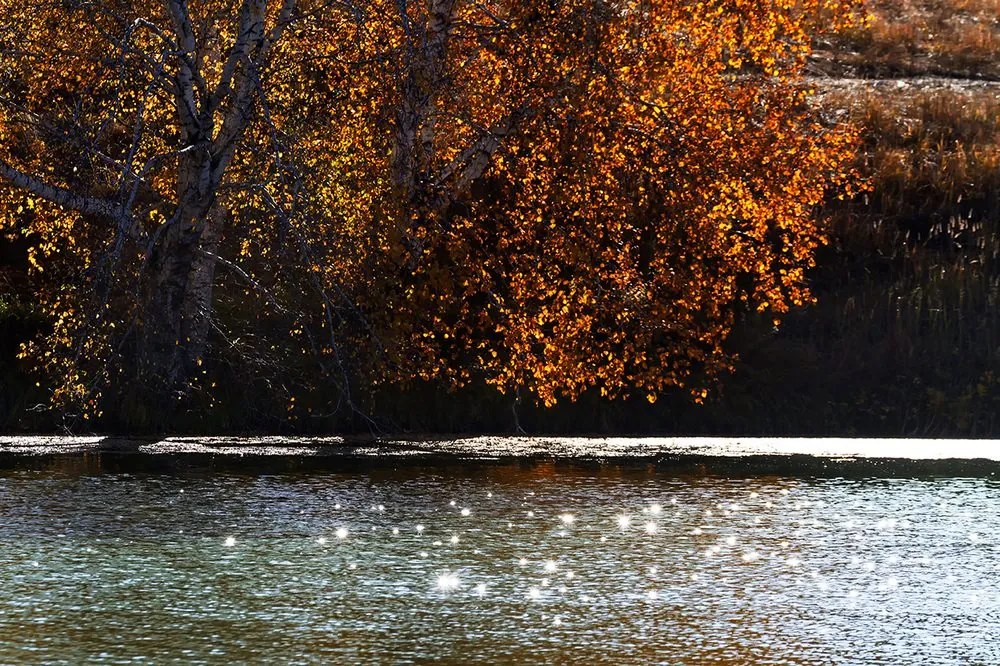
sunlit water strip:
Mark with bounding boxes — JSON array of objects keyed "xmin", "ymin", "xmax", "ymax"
[
  {"xmin": 0, "ymin": 448, "xmax": 998, "ymax": 663},
  {"xmin": 3, "ymin": 436, "xmax": 1000, "ymax": 460}
]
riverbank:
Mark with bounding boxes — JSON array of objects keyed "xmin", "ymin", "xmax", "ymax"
[{"xmin": 3, "ymin": 436, "xmax": 999, "ymax": 476}]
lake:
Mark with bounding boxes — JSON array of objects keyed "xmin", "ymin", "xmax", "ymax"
[{"xmin": 0, "ymin": 439, "xmax": 998, "ymax": 664}]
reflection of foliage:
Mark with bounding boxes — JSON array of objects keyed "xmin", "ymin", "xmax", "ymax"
[{"xmin": 0, "ymin": 0, "xmax": 864, "ymax": 424}]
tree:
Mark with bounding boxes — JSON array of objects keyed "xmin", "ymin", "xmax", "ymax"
[
  {"xmin": 354, "ymin": 0, "xmax": 866, "ymax": 406},
  {"xmin": 0, "ymin": 0, "xmax": 864, "ymax": 425},
  {"xmin": 0, "ymin": 0, "xmax": 357, "ymax": 415}
]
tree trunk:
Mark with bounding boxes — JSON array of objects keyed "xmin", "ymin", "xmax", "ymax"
[
  {"xmin": 391, "ymin": 0, "xmax": 457, "ymax": 203},
  {"xmin": 138, "ymin": 206, "xmax": 221, "ymax": 398}
]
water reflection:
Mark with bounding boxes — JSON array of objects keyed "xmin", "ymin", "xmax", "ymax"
[{"xmin": 0, "ymin": 458, "xmax": 997, "ymax": 663}]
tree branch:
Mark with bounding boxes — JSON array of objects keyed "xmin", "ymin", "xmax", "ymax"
[
  {"xmin": 165, "ymin": 0, "xmax": 203, "ymax": 137},
  {"xmin": 0, "ymin": 159, "xmax": 133, "ymax": 234},
  {"xmin": 436, "ymin": 111, "xmax": 523, "ymax": 193}
]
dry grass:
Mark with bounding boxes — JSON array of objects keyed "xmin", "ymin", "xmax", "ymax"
[
  {"xmin": 819, "ymin": 84, "xmax": 1000, "ymax": 230},
  {"xmin": 815, "ymin": 0, "xmax": 1000, "ymax": 78}
]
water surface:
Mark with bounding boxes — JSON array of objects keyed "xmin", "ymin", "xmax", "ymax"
[{"xmin": 0, "ymin": 453, "xmax": 998, "ymax": 664}]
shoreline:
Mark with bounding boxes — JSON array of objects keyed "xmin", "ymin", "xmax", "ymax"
[
  {"xmin": 1, "ymin": 436, "xmax": 999, "ymax": 476},
  {"xmin": 3, "ymin": 434, "xmax": 1000, "ymax": 459}
]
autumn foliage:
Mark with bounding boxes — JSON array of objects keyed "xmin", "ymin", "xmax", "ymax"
[{"xmin": 0, "ymin": 0, "xmax": 864, "ymax": 425}]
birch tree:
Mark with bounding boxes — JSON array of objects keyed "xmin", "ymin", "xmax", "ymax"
[{"xmin": 0, "ymin": 0, "xmax": 349, "ymax": 410}]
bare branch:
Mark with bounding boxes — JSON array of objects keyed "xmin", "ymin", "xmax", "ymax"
[
  {"xmin": 0, "ymin": 159, "xmax": 134, "ymax": 235},
  {"xmin": 197, "ymin": 248, "xmax": 287, "ymax": 313}
]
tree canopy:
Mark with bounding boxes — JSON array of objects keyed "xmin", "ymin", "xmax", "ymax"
[{"xmin": 0, "ymin": 0, "xmax": 864, "ymax": 426}]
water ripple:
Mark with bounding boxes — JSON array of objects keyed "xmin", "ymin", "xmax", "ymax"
[{"xmin": 0, "ymin": 461, "xmax": 997, "ymax": 664}]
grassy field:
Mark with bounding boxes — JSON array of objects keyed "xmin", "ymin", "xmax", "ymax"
[{"xmin": 817, "ymin": 0, "xmax": 1000, "ymax": 79}]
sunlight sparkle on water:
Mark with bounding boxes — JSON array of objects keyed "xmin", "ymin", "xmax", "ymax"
[
  {"xmin": 436, "ymin": 572, "xmax": 461, "ymax": 592},
  {"xmin": 7, "ymin": 459, "xmax": 996, "ymax": 665}
]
